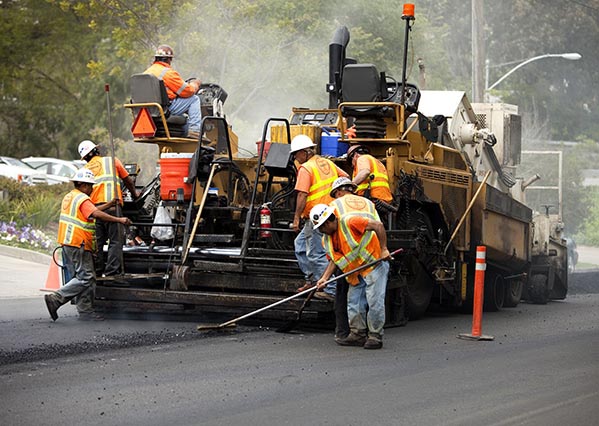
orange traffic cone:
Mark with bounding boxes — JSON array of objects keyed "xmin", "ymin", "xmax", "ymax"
[{"xmin": 40, "ymin": 253, "xmax": 64, "ymax": 292}]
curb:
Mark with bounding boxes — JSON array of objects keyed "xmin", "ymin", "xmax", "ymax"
[{"xmin": 0, "ymin": 244, "xmax": 52, "ymax": 265}]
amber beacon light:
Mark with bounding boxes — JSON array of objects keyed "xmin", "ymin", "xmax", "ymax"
[{"xmin": 402, "ymin": 3, "xmax": 415, "ymax": 19}]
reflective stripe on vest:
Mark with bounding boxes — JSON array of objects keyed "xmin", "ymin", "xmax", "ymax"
[
  {"xmin": 145, "ymin": 62, "xmax": 191, "ymax": 99},
  {"xmin": 353, "ymin": 155, "xmax": 392, "ymax": 202},
  {"xmin": 302, "ymin": 156, "xmax": 339, "ymax": 216},
  {"xmin": 87, "ymin": 156, "xmax": 122, "ymax": 204},
  {"xmin": 323, "ymin": 195, "xmax": 380, "ymax": 284},
  {"xmin": 57, "ymin": 190, "xmax": 95, "ymax": 251}
]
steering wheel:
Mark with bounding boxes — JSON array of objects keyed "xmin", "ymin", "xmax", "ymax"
[{"xmin": 384, "ymin": 75, "xmax": 400, "ymax": 101}]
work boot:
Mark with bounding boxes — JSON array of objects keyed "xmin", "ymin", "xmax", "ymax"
[
  {"xmin": 187, "ymin": 130, "xmax": 200, "ymax": 139},
  {"xmin": 313, "ymin": 291, "xmax": 335, "ymax": 302},
  {"xmin": 334, "ymin": 333, "xmax": 349, "ymax": 345},
  {"xmin": 364, "ymin": 334, "xmax": 383, "ymax": 350},
  {"xmin": 297, "ymin": 281, "xmax": 314, "ymax": 292},
  {"xmin": 44, "ymin": 294, "xmax": 62, "ymax": 321},
  {"xmin": 336, "ymin": 331, "xmax": 367, "ymax": 347},
  {"xmin": 78, "ymin": 312, "xmax": 105, "ymax": 321}
]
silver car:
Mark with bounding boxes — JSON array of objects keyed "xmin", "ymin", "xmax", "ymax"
[
  {"xmin": 21, "ymin": 157, "xmax": 81, "ymax": 185},
  {"xmin": 0, "ymin": 156, "xmax": 48, "ymax": 185}
]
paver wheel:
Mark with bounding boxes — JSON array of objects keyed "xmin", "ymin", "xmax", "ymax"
[
  {"xmin": 503, "ymin": 279, "xmax": 523, "ymax": 308},
  {"xmin": 528, "ymin": 274, "xmax": 549, "ymax": 305}
]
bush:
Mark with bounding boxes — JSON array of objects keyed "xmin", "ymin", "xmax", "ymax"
[
  {"xmin": 15, "ymin": 193, "xmax": 61, "ymax": 229},
  {"xmin": 0, "ymin": 176, "xmax": 67, "ymax": 253}
]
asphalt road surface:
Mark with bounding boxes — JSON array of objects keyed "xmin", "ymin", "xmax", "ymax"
[{"xmin": 1, "ymin": 250, "xmax": 598, "ymax": 425}]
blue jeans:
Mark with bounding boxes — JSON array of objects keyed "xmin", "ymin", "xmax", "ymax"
[
  {"xmin": 347, "ymin": 261, "xmax": 389, "ymax": 336},
  {"xmin": 169, "ymin": 95, "xmax": 202, "ymax": 133},
  {"xmin": 294, "ymin": 221, "xmax": 336, "ymax": 295}
]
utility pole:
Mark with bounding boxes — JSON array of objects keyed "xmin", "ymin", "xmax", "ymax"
[{"xmin": 471, "ymin": 0, "xmax": 485, "ymax": 103}]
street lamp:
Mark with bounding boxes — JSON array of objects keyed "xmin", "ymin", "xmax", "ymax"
[{"xmin": 485, "ymin": 53, "xmax": 582, "ymax": 97}]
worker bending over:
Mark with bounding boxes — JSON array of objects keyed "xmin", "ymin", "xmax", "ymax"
[
  {"xmin": 312, "ymin": 193, "xmax": 390, "ymax": 349},
  {"xmin": 347, "ymin": 143, "xmax": 395, "ymax": 205}
]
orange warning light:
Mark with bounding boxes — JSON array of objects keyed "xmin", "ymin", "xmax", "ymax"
[
  {"xmin": 402, "ymin": 3, "xmax": 415, "ymax": 18},
  {"xmin": 131, "ymin": 107, "xmax": 157, "ymax": 138}
]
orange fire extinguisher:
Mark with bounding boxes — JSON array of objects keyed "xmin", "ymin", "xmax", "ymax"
[{"xmin": 259, "ymin": 203, "xmax": 272, "ymax": 238}]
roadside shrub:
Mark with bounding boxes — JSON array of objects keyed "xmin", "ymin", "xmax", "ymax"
[
  {"xmin": 15, "ymin": 193, "xmax": 61, "ymax": 229},
  {"xmin": 0, "ymin": 176, "xmax": 66, "ymax": 253}
]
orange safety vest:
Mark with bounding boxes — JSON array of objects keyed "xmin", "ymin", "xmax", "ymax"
[
  {"xmin": 85, "ymin": 156, "xmax": 122, "ymax": 205},
  {"xmin": 301, "ymin": 155, "xmax": 342, "ymax": 217},
  {"xmin": 323, "ymin": 195, "xmax": 381, "ymax": 285},
  {"xmin": 57, "ymin": 189, "xmax": 96, "ymax": 251},
  {"xmin": 353, "ymin": 154, "xmax": 393, "ymax": 202},
  {"xmin": 144, "ymin": 61, "xmax": 196, "ymax": 100}
]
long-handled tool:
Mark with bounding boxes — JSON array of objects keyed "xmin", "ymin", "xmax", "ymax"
[
  {"xmin": 275, "ymin": 287, "xmax": 317, "ymax": 333},
  {"xmin": 197, "ymin": 248, "xmax": 402, "ymax": 331},
  {"xmin": 181, "ymin": 163, "xmax": 220, "ymax": 264},
  {"xmin": 105, "ymin": 83, "xmax": 125, "ymax": 275}
]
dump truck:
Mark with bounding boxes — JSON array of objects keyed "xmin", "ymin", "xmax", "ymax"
[{"xmin": 97, "ymin": 5, "xmax": 567, "ymax": 324}]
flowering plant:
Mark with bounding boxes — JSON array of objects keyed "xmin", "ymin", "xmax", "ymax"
[{"xmin": 0, "ymin": 221, "xmax": 54, "ymax": 253}]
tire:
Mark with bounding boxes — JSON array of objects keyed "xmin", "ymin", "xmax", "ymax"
[
  {"xmin": 483, "ymin": 271, "xmax": 505, "ymax": 312},
  {"xmin": 528, "ymin": 274, "xmax": 549, "ymax": 304},
  {"xmin": 503, "ymin": 279, "xmax": 523, "ymax": 308}
]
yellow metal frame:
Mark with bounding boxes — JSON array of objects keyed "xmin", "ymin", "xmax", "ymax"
[
  {"xmin": 337, "ymin": 101, "xmax": 405, "ymax": 143},
  {"xmin": 124, "ymin": 102, "xmax": 198, "ymax": 145}
]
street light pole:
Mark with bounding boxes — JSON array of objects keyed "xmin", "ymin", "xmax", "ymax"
[{"xmin": 485, "ymin": 53, "xmax": 582, "ymax": 96}]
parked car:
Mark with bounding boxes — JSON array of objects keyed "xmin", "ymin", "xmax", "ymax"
[
  {"xmin": 0, "ymin": 156, "xmax": 48, "ymax": 185},
  {"xmin": 565, "ymin": 237, "xmax": 578, "ymax": 273},
  {"xmin": 21, "ymin": 157, "xmax": 82, "ymax": 185}
]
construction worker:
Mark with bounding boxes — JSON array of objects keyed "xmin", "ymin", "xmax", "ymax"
[
  {"xmin": 144, "ymin": 44, "xmax": 202, "ymax": 139},
  {"xmin": 291, "ymin": 134, "xmax": 349, "ymax": 301},
  {"xmin": 312, "ymin": 194, "xmax": 390, "ymax": 350},
  {"xmin": 44, "ymin": 169, "xmax": 132, "ymax": 321},
  {"xmin": 78, "ymin": 140, "xmax": 138, "ymax": 277},
  {"xmin": 328, "ymin": 177, "xmax": 362, "ymax": 342},
  {"xmin": 347, "ymin": 144, "xmax": 393, "ymax": 203}
]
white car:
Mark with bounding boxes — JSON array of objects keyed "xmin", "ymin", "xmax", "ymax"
[
  {"xmin": 0, "ymin": 156, "xmax": 49, "ymax": 185},
  {"xmin": 21, "ymin": 157, "xmax": 82, "ymax": 185}
]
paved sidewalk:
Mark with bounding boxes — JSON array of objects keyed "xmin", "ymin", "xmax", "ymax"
[
  {"xmin": 0, "ymin": 244, "xmax": 51, "ymax": 264},
  {"xmin": 0, "ymin": 245, "xmax": 51, "ymax": 298}
]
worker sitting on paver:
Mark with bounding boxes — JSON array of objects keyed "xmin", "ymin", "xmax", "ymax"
[
  {"xmin": 290, "ymin": 134, "xmax": 348, "ymax": 301},
  {"xmin": 44, "ymin": 169, "xmax": 131, "ymax": 321},
  {"xmin": 311, "ymin": 193, "xmax": 389, "ymax": 349},
  {"xmin": 144, "ymin": 44, "xmax": 203, "ymax": 139}
]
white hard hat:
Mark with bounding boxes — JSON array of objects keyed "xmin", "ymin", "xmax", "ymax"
[
  {"xmin": 290, "ymin": 134, "xmax": 316, "ymax": 153},
  {"xmin": 71, "ymin": 168, "xmax": 96, "ymax": 184},
  {"xmin": 310, "ymin": 203, "xmax": 335, "ymax": 229},
  {"xmin": 155, "ymin": 44, "xmax": 174, "ymax": 58},
  {"xmin": 330, "ymin": 177, "xmax": 357, "ymax": 197},
  {"xmin": 78, "ymin": 140, "xmax": 97, "ymax": 159}
]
